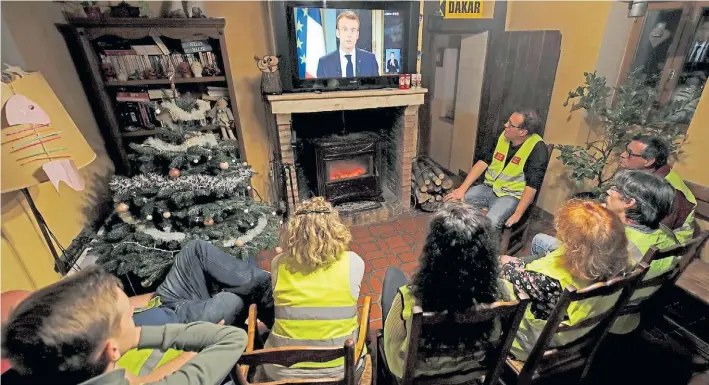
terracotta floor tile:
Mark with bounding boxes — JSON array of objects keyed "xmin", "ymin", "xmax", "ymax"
[
  {"xmin": 386, "ymin": 253, "xmax": 400, "ymax": 266},
  {"xmin": 356, "ymin": 236, "xmax": 377, "ymax": 245},
  {"xmin": 360, "ymin": 242, "xmax": 379, "ymax": 253},
  {"xmin": 376, "ymin": 239, "xmax": 390, "ymax": 251},
  {"xmin": 390, "ymin": 245, "xmax": 414, "ymax": 254},
  {"xmin": 378, "ymin": 230, "xmax": 400, "ymax": 238},
  {"xmin": 370, "ymin": 319, "xmax": 383, "ymax": 330},
  {"xmin": 397, "ymin": 251, "xmax": 418, "ymax": 263},
  {"xmin": 350, "ymin": 226, "xmax": 372, "ymax": 239},
  {"xmin": 372, "ymin": 269, "xmax": 386, "ymax": 279},
  {"xmin": 385, "ymin": 236, "xmax": 408, "ymax": 249},
  {"xmin": 362, "ymin": 249, "xmax": 386, "ymax": 260},
  {"xmin": 370, "ymin": 257, "xmax": 392, "ymax": 270},
  {"xmin": 368, "ymin": 275, "xmax": 383, "ymax": 294},
  {"xmin": 370, "ymin": 223, "xmax": 396, "ymax": 235}
]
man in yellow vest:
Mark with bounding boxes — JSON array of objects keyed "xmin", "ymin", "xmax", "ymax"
[
  {"xmin": 620, "ymin": 135, "xmax": 697, "ymax": 242},
  {"xmin": 445, "ymin": 109, "xmax": 549, "ymax": 229}
]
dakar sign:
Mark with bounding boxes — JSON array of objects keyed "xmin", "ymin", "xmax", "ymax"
[{"xmin": 440, "ymin": 0, "xmax": 484, "ymax": 19}]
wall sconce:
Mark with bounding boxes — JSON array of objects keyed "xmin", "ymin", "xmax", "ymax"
[{"xmin": 627, "ymin": 1, "xmax": 648, "ymax": 18}]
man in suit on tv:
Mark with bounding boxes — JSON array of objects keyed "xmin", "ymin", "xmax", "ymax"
[
  {"xmin": 386, "ymin": 52, "xmax": 400, "ymax": 73},
  {"xmin": 316, "ymin": 11, "xmax": 380, "ymax": 78}
]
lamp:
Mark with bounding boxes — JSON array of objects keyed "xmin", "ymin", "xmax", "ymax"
[
  {"xmin": 2, "ymin": 70, "xmax": 96, "ymax": 274},
  {"xmin": 627, "ymin": 1, "xmax": 648, "ymax": 18}
]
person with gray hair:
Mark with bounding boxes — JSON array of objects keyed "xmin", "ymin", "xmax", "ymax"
[
  {"xmin": 603, "ymin": 169, "xmax": 679, "ymax": 333},
  {"xmin": 620, "ymin": 134, "xmax": 697, "ymax": 242},
  {"xmin": 528, "ymin": 170, "xmax": 679, "ymax": 334}
]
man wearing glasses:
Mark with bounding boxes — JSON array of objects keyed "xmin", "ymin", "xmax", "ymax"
[
  {"xmin": 445, "ymin": 110, "xmax": 549, "ymax": 229},
  {"xmin": 620, "ymin": 135, "xmax": 696, "ymax": 242}
]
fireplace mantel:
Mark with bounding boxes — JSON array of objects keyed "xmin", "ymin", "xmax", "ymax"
[
  {"xmin": 265, "ymin": 88, "xmax": 427, "ymax": 223},
  {"xmin": 266, "ymin": 88, "xmax": 427, "ymax": 114}
]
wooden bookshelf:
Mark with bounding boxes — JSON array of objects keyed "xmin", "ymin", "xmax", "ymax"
[
  {"xmin": 66, "ymin": 18, "xmax": 244, "ymax": 174},
  {"xmin": 104, "ymin": 76, "xmax": 227, "ymax": 87}
]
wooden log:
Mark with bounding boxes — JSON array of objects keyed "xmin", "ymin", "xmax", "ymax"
[
  {"xmin": 411, "ymin": 161, "xmax": 428, "ymax": 192},
  {"xmin": 414, "ymin": 190, "xmax": 430, "ymax": 205},
  {"xmin": 433, "ymin": 185, "xmax": 442, "ymax": 192},
  {"xmin": 435, "ymin": 194, "xmax": 443, "ymax": 201},
  {"xmin": 441, "ymin": 177, "xmax": 454, "ymax": 190},
  {"xmin": 421, "ymin": 157, "xmax": 445, "ymax": 180}
]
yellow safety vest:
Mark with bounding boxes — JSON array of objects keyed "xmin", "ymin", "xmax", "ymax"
[
  {"xmin": 511, "ymin": 248, "xmax": 619, "ymax": 361},
  {"xmin": 484, "ymin": 133, "xmax": 544, "ymax": 199},
  {"xmin": 664, "ymin": 169, "xmax": 697, "ymax": 243},
  {"xmin": 117, "ymin": 296, "xmax": 184, "ymax": 377},
  {"xmin": 610, "ymin": 226, "xmax": 678, "ymax": 334},
  {"xmin": 269, "ymin": 253, "xmax": 360, "ymax": 368},
  {"xmin": 385, "ymin": 281, "xmax": 514, "ymax": 380}
]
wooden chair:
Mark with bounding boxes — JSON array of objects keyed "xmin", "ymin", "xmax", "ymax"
[
  {"xmin": 619, "ymin": 230, "xmax": 709, "ymax": 318},
  {"xmin": 676, "ymin": 181, "xmax": 709, "ymax": 302},
  {"xmin": 499, "ymin": 143, "xmax": 555, "ymax": 255},
  {"xmin": 234, "ymin": 296, "xmax": 374, "ymax": 385},
  {"xmin": 376, "ymin": 292, "xmax": 531, "ymax": 385},
  {"xmin": 503, "ymin": 265, "xmax": 648, "ymax": 385}
]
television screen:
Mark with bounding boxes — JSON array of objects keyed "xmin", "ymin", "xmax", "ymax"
[{"xmin": 294, "ymin": 7, "xmax": 406, "ymax": 79}]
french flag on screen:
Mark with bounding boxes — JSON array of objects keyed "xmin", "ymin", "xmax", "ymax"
[{"xmin": 296, "ymin": 8, "xmax": 326, "ymax": 79}]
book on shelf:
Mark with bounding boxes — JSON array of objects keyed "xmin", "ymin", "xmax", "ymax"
[{"xmin": 100, "ymin": 51, "xmax": 221, "ymax": 81}]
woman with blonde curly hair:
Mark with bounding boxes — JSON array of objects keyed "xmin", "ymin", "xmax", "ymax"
[
  {"xmin": 261, "ymin": 197, "xmax": 365, "ymax": 381},
  {"xmin": 500, "ymin": 199, "xmax": 631, "ymax": 359}
]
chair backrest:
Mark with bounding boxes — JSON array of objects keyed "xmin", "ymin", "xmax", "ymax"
[
  {"xmin": 632, "ymin": 230, "xmax": 709, "ymax": 295},
  {"xmin": 236, "ymin": 340, "xmax": 356, "ymax": 385},
  {"xmin": 520, "ymin": 265, "xmax": 648, "ymax": 378},
  {"xmin": 402, "ymin": 292, "xmax": 531, "ymax": 385},
  {"xmin": 686, "ymin": 180, "xmax": 709, "ymax": 222}
]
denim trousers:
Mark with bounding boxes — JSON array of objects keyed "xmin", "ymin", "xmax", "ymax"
[
  {"xmin": 530, "ymin": 233, "xmax": 561, "ymax": 256},
  {"xmin": 155, "ymin": 240, "xmax": 274, "ymax": 327},
  {"xmin": 381, "ymin": 266, "xmax": 408, "ymax": 328},
  {"xmin": 464, "ymin": 184, "xmax": 519, "ymax": 229}
]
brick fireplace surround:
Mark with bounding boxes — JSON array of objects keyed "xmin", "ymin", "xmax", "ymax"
[{"xmin": 266, "ymin": 88, "xmax": 427, "ymax": 225}]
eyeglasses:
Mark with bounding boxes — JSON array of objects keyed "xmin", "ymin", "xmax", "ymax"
[
  {"xmin": 623, "ymin": 147, "xmax": 644, "ymax": 158},
  {"xmin": 505, "ymin": 120, "xmax": 522, "ymax": 129}
]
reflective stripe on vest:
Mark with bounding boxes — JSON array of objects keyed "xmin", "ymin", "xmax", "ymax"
[
  {"xmin": 117, "ymin": 296, "xmax": 183, "ymax": 376},
  {"xmin": 611, "ymin": 226, "xmax": 679, "ymax": 334},
  {"xmin": 511, "ymin": 248, "xmax": 617, "ymax": 361},
  {"xmin": 271, "ymin": 252, "xmax": 360, "ymax": 368},
  {"xmin": 664, "ymin": 169, "xmax": 697, "ymax": 243},
  {"xmin": 484, "ymin": 133, "xmax": 543, "ymax": 199}
]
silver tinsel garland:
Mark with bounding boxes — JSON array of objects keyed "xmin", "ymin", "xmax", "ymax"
[{"xmin": 110, "ymin": 172, "xmax": 253, "ymax": 197}]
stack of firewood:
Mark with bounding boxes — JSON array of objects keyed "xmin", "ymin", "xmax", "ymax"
[{"xmin": 411, "ymin": 157, "xmax": 455, "ymax": 209}]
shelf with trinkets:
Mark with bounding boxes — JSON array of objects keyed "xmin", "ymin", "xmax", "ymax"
[{"xmin": 67, "ymin": 17, "xmax": 243, "ymax": 174}]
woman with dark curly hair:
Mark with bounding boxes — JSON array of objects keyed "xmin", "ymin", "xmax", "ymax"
[
  {"xmin": 501, "ymin": 199, "xmax": 631, "ymax": 359},
  {"xmin": 381, "ymin": 202, "xmax": 515, "ymax": 382}
]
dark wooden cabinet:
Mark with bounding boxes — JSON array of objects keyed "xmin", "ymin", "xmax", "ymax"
[{"xmin": 66, "ymin": 18, "xmax": 244, "ymax": 174}]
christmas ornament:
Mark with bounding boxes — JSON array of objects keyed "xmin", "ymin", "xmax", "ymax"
[
  {"xmin": 169, "ymin": 168, "xmax": 181, "ymax": 178},
  {"xmin": 235, "ymin": 239, "xmax": 244, "ymax": 247},
  {"xmin": 242, "ymin": 162, "xmax": 248, "ymax": 166},
  {"xmin": 146, "ymin": 214, "xmax": 153, "ymax": 220},
  {"xmin": 116, "ymin": 202, "xmax": 130, "ymax": 213},
  {"xmin": 275, "ymin": 246, "xmax": 283, "ymax": 253},
  {"xmin": 193, "ymin": 159, "xmax": 199, "ymax": 164},
  {"xmin": 203, "ymin": 217, "xmax": 215, "ymax": 226},
  {"xmin": 219, "ymin": 162, "xmax": 229, "ymax": 170},
  {"xmin": 272, "ymin": 211, "xmax": 277, "ymax": 216},
  {"xmin": 163, "ymin": 211, "xmax": 171, "ymax": 218},
  {"xmin": 246, "ymin": 185, "xmax": 252, "ymax": 190},
  {"xmin": 244, "ymin": 208, "xmax": 249, "ymax": 213}
]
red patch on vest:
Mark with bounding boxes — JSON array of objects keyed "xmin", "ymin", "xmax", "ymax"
[
  {"xmin": 494, "ymin": 152, "xmax": 505, "ymax": 161},
  {"xmin": 511, "ymin": 156, "xmax": 521, "ymax": 165}
]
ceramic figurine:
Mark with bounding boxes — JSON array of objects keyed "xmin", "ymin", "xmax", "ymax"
[
  {"xmin": 202, "ymin": 64, "xmax": 220, "ymax": 77},
  {"xmin": 190, "ymin": 61, "xmax": 203, "ymax": 78},
  {"xmin": 117, "ymin": 72, "xmax": 129, "ymax": 81},
  {"xmin": 143, "ymin": 68, "xmax": 158, "ymax": 80},
  {"xmin": 101, "ymin": 63, "xmax": 116, "ymax": 81},
  {"xmin": 254, "ymin": 55, "xmax": 282, "ymax": 95},
  {"xmin": 177, "ymin": 62, "xmax": 192, "ymax": 78}
]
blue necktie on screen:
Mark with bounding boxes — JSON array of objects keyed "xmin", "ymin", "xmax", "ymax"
[{"xmin": 345, "ymin": 54, "xmax": 354, "ymax": 77}]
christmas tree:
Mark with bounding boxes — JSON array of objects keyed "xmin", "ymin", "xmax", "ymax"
[{"xmin": 91, "ymin": 96, "xmax": 280, "ymax": 287}]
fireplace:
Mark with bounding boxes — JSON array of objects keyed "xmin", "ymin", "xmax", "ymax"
[
  {"xmin": 303, "ymin": 132, "xmax": 383, "ymax": 205},
  {"xmin": 265, "ymin": 88, "xmax": 427, "ymax": 225}
]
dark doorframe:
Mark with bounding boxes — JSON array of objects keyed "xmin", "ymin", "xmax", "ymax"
[{"xmin": 418, "ymin": 0, "xmax": 509, "ymax": 156}]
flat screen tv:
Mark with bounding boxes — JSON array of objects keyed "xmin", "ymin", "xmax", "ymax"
[{"xmin": 271, "ymin": 1, "xmax": 420, "ymax": 92}]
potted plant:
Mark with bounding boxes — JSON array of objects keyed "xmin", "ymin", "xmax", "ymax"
[
  {"xmin": 556, "ymin": 69, "xmax": 700, "ymax": 196},
  {"xmin": 82, "ymin": 1, "xmax": 101, "ymax": 19}
]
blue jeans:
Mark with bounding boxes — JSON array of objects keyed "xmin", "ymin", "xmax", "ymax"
[
  {"xmin": 530, "ymin": 233, "xmax": 561, "ymax": 256},
  {"xmin": 464, "ymin": 184, "xmax": 519, "ymax": 229},
  {"xmin": 155, "ymin": 240, "xmax": 274, "ymax": 327}
]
